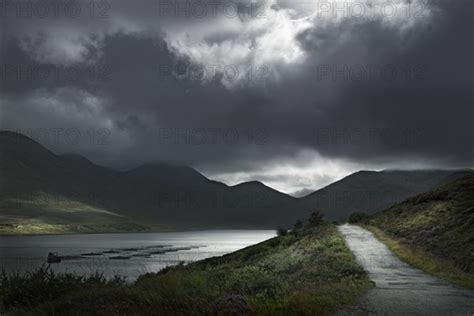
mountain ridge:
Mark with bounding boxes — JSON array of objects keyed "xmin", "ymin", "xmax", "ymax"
[
  {"xmin": 0, "ymin": 130, "xmax": 470, "ymax": 230},
  {"xmin": 300, "ymin": 168, "xmax": 471, "ymax": 221},
  {"xmin": 0, "ymin": 131, "xmax": 308, "ymax": 229}
]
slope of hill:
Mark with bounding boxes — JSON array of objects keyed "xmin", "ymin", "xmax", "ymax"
[
  {"xmin": 364, "ymin": 172, "xmax": 474, "ymax": 277},
  {"xmin": 0, "ymin": 131, "xmax": 137, "ymax": 233},
  {"xmin": 0, "ymin": 131, "xmax": 309, "ymax": 231},
  {"xmin": 110, "ymin": 164, "xmax": 309, "ymax": 228},
  {"xmin": 300, "ymin": 169, "xmax": 470, "ymax": 221},
  {"xmin": 1, "ymin": 130, "xmax": 469, "ymax": 232},
  {"xmin": 0, "ymin": 222, "xmax": 372, "ymax": 315}
]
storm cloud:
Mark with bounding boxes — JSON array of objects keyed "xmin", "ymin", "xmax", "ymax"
[{"xmin": 1, "ymin": 0, "xmax": 472, "ymax": 193}]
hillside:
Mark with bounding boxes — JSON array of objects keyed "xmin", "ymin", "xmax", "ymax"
[
  {"xmin": 300, "ymin": 169, "xmax": 469, "ymax": 221},
  {"xmin": 1, "ymin": 130, "xmax": 469, "ymax": 232},
  {"xmin": 362, "ymin": 172, "xmax": 474, "ymax": 276},
  {"xmin": 0, "ymin": 131, "xmax": 309, "ymax": 231},
  {"xmin": 0, "ymin": 222, "xmax": 372, "ymax": 315},
  {"xmin": 0, "ymin": 132, "xmax": 137, "ymax": 233}
]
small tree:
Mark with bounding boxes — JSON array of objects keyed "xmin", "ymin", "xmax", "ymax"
[
  {"xmin": 348, "ymin": 212, "xmax": 369, "ymax": 224},
  {"xmin": 276, "ymin": 227, "xmax": 288, "ymax": 236},
  {"xmin": 308, "ymin": 210, "xmax": 324, "ymax": 226},
  {"xmin": 293, "ymin": 220, "xmax": 303, "ymax": 230}
]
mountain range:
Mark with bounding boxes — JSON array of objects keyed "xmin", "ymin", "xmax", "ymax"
[
  {"xmin": 299, "ymin": 169, "xmax": 471, "ymax": 221},
  {"xmin": 0, "ymin": 131, "xmax": 308, "ymax": 231},
  {"xmin": 0, "ymin": 131, "xmax": 470, "ymax": 231}
]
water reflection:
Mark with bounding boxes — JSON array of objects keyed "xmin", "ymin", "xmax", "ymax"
[{"xmin": 0, "ymin": 230, "xmax": 275, "ymax": 281}]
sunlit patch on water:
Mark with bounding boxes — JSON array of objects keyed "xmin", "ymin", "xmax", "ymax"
[{"xmin": 0, "ymin": 230, "xmax": 275, "ymax": 281}]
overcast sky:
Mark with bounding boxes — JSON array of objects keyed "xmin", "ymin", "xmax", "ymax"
[{"xmin": 1, "ymin": 0, "xmax": 473, "ymax": 194}]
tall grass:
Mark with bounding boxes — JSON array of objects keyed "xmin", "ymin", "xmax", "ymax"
[
  {"xmin": 0, "ymin": 266, "xmax": 125, "ymax": 312},
  {"xmin": 0, "ymin": 224, "xmax": 372, "ymax": 315},
  {"xmin": 365, "ymin": 226, "xmax": 474, "ymax": 290}
]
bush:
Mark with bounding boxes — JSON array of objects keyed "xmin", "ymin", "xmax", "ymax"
[
  {"xmin": 348, "ymin": 212, "xmax": 369, "ymax": 224},
  {"xmin": 0, "ymin": 266, "xmax": 125, "ymax": 312},
  {"xmin": 224, "ymin": 266, "xmax": 283, "ymax": 296},
  {"xmin": 293, "ymin": 220, "xmax": 303, "ymax": 230},
  {"xmin": 277, "ymin": 227, "xmax": 288, "ymax": 236},
  {"xmin": 308, "ymin": 211, "xmax": 324, "ymax": 227}
]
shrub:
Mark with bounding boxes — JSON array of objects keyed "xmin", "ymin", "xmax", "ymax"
[
  {"xmin": 277, "ymin": 227, "xmax": 288, "ymax": 236},
  {"xmin": 224, "ymin": 266, "xmax": 283, "ymax": 297},
  {"xmin": 293, "ymin": 220, "xmax": 303, "ymax": 230},
  {"xmin": 308, "ymin": 211, "xmax": 324, "ymax": 227},
  {"xmin": 0, "ymin": 266, "xmax": 125, "ymax": 312},
  {"xmin": 348, "ymin": 212, "xmax": 369, "ymax": 224}
]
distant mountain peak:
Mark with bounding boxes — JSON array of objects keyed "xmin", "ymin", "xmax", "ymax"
[
  {"xmin": 291, "ymin": 188, "xmax": 314, "ymax": 198},
  {"xmin": 230, "ymin": 181, "xmax": 291, "ymax": 195},
  {"xmin": 231, "ymin": 180, "xmax": 266, "ymax": 188}
]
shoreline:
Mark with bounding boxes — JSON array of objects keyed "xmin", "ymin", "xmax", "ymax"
[{"xmin": 0, "ymin": 226, "xmax": 277, "ymax": 237}]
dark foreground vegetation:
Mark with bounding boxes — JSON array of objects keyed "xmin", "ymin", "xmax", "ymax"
[
  {"xmin": 0, "ymin": 221, "xmax": 371, "ymax": 315},
  {"xmin": 350, "ymin": 172, "xmax": 474, "ymax": 289}
]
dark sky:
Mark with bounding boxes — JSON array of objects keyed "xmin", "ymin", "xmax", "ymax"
[{"xmin": 1, "ymin": 0, "xmax": 473, "ymax": 194}]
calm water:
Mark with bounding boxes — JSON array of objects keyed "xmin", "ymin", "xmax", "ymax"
[{"xmin": 0, "ymin": 230, "xmax": 275, "ymax": 280}]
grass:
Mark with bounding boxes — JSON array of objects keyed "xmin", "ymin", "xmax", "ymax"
[
  {"xmin": 364, "ymin": 225, "xmax": 474, "ymax": 290},
  {"xmin": 0, "ymin": 221, "xmax": 149, "ymax": 235},
  {"xmin": 0, "ymin": 191, "xmax": 152, "ymax": 235},
  {"xmin": 350, "ymin": 173, "xmax": 474, "ymax": 289},
  {"xmin": 0, "ymin": 223, "xmax": 372, "ymax": 315}
]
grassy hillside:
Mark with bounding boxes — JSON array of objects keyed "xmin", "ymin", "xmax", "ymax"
[
  {"xmin": 356, "ymin": 172, "xmax": 474, "ymax": 288},
  {"xmin": 0, "ymin": 191, "xmax": 150, "ymax": 234},
  {"xmin": 301, "ymin": 170, "xmax": 469, "ymax": 221},
  {"xmin": 0, "ymin": 223, "xmax": 372, "ymax": 315}
]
